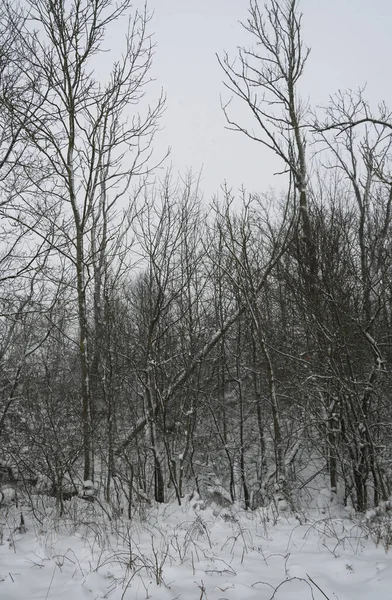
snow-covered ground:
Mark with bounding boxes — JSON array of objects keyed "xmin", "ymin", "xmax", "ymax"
[{"xmin": 1, "ymin": 495, "xmax": 391, "ymax": 600}]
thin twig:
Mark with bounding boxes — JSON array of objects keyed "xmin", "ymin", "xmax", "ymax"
[{"xmin": 307, "ymin": 573, "xmax": 332, "ymax": 600}]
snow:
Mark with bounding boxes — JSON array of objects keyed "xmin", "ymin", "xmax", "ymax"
[
  {"xmin": 0, "ymin": 498, "xmax": 392, "ymax": 599},
  {"xmin": 0, "ymin": 488, "xmax": 16, "ymax": 506}
]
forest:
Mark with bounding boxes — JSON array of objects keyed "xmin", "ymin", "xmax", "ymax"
[{"xmin": 1, "ymin": 0, "xmax": 392, "ymax": 527}]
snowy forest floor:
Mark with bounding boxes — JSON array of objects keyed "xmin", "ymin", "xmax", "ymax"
[{"xmin": 1, "ymin": 496, "xmax": 392, "ymax": 600}]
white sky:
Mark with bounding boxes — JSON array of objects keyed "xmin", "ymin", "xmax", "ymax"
[
  {"xmin": 21, "ymin": 0, "xmax": 391, "ymax": 199},
  {"xmin": 128, "ymin": 0, "xmax": 392, "ymax": 199}
]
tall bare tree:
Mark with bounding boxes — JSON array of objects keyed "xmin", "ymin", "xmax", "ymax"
[
  {"xmin": 4, "ymin": 0, "xmax": 164, "ymax": 481},
  {"xmin": 218, "ymin": 0, "xmax": 313, "ymax": 275}
]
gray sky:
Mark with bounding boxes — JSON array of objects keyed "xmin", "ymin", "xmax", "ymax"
[{"xmin": 133, "ymin": 0, "xmax": 392, "ymax": 198}]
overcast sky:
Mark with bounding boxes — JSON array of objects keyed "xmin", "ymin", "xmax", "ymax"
[{"xmin": 129, "ymin": 0, "xmax": 392, "ymax": 198}]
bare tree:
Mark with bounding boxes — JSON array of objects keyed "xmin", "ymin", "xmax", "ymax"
[
  {"xmin": 310, "ymin": 96, "xmax": 392, "ymax": 510},
  {"xmin": 0, "ymin": 1, "xmax": 39, "ymax": 187},
  {"xmin": 315, "ymin": 87, "xmax": 392, "ymax": 135},
  {"xmin": 115, "ymin": 192, "xmax": 292, "ymax": 468},
  {"xmin": 4, "ymin": 0, "xmax": 165, "ymax": 482},
  {"xmin": 213, "ymin": 193, "xmax": 292, "ymax": 500},
  {"xmin": 218, "ymin": 0, "xmax": 313, "ymax": 273}
]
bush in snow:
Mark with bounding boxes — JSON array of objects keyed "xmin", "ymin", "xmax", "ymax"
[{"xmin": 364, "ymin": 498, "xmax": 392, "ymax": 551}]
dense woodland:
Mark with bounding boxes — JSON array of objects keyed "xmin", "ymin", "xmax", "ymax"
[{"xmin": 1, "ymin": 0, "xmax": 392, "ymax": 517}]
